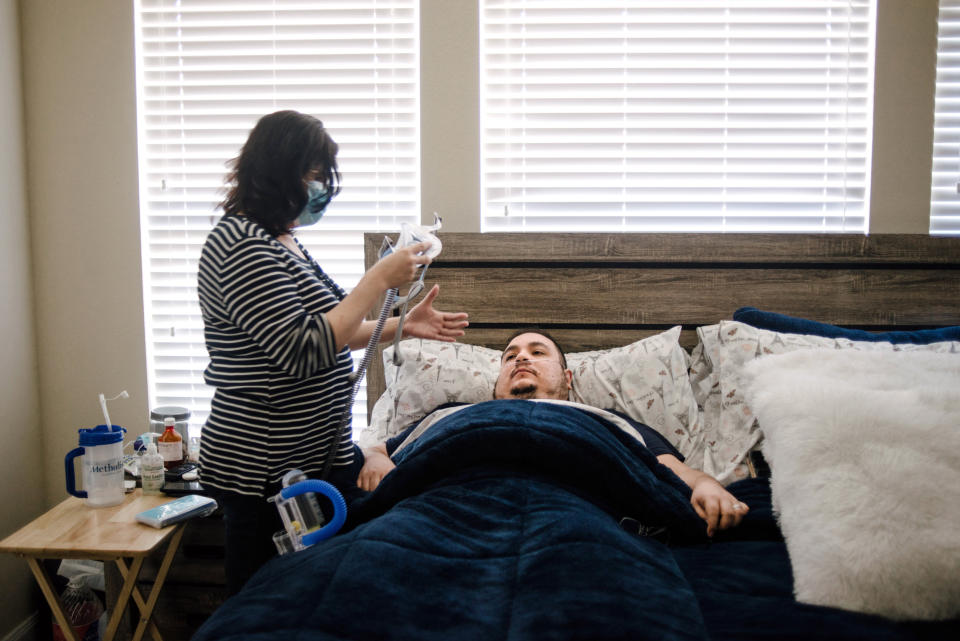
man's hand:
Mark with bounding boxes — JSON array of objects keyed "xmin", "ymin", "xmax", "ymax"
[
  {"xmin": 656, "ymin": 453, "xmax": 749, "ymax": 537},
  {"xmin": 357, "ymin": 443, "xmax": 396, "ymax": 492},
  {"xmin": 689, "ymin": 475, "xmax": 749, "ymax": 537}
]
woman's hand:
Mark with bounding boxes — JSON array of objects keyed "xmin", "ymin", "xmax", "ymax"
[
  {"xmin": 690, "ymin": 476, "xmax": 749, "ymax": 537},
  {"xmin": 402, "ymin": 284, "xmax": 469, "ymax": 342},
  {"xmin": 357, "ymin": 444, "xmax": 396, "ymax": 492},
  {"xmin": 370, "ymin": 241, "xmax": 433, "ymax": 290}
]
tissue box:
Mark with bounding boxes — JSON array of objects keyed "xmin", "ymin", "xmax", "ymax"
[{"xmin": 136, "ymin": 494, "xmax": 218, "ymax": 529}]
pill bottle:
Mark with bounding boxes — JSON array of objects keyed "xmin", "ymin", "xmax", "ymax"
[{"xmin": 157, "ymin": 417, "xmax": 183, "ymax": 470}]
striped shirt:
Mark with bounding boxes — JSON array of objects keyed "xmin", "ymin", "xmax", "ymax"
[{"xmin": 197, "ymin": 214, "xmax": 355, "ymax": 497}]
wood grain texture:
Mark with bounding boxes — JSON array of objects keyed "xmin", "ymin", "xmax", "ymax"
[
  {"xmin": 0, "ymin": 491, "xmax": 180, "ymax": 559},
  {"xmin": 422, "ymin": 268, "xmax": 960, "ymax": 326},
  {"xmin": 363, "ymin": 232, "xmax": 960, "ymax": 416},
  {"xmin": 366, "ymin": 232, "xmax": 960, "ymax": 265}
]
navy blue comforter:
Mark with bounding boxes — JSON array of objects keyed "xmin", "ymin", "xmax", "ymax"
[{"xmin": 192, "ymin": 401, "xmax": 958, "ymax": 641}]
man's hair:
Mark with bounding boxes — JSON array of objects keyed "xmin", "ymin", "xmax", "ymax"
[{"xmin": 503, "ymin": 328, "xmax": 567, "ymax": 370}]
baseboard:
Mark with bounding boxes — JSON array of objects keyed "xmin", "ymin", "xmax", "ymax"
[{"xmin": 1, "ymin": 612, "xmax": 39, "ymax": 641}]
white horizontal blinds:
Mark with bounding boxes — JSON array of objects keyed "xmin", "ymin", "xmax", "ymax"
[
  {"xmin": 481, "ymin": 0, "xmax": 874, "ymax": 233},
  {"xmin": 135, "ymin": 0, "xmax": 418, "ymax": 432},
  {"xmin": 931, "ymin": 0, "xmax": 960, "ymax": 235}
]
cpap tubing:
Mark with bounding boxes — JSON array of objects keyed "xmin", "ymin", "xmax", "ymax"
[
  {"xmin": 321, "ymin": 218, "xmax": 441, "ymax": 478},
  {"xmin": 390, "ymin": 215, "xmax": 442, "ymax": 364},
  {"xmin": 324, "ymin": 287, "xmax": 396, "ymax": 480}
]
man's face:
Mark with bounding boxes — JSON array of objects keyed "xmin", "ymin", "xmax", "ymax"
[{"xmin": 493, "ymin": 333, "xmax": 573, "ymax": 400}]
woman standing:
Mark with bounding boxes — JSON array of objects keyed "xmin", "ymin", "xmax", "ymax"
[{"xmin": 197, "ymin": 110, "xmax": 467, "ymax": 594}]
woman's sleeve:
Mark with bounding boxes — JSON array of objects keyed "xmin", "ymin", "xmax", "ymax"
[{"xmin": 219, "ymin": 236, "xmax": 342, "ymax": 377}]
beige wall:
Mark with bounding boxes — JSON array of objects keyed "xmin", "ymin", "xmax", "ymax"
[
  {"xmin": 0, "ymin": 0, "xmax": 945, "ymax": 637},
  {"xmin": 2, "ymin": 0, "xmax": 148, "ymax": 634},
  {"xmin": 421, "ymin": 0, "xmax": 480, "ymax": 230},
  {"xmin": 871, "ymin": 0, "xmax": 939, "ymax": 233},
  {"xmin": 20, "ymin": 0, "xmax": 148, "ymax": 515},
  {"xmin": 0, "ymin": 0, "xmax": 45, "ymax": 635}
]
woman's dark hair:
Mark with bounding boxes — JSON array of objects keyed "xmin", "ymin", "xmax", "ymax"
[
  {"xmin": 219, "ymin": 110, "xmax": 341, "ymax": 236},
  {"xmin": 504, "ymin": 327, "xmax": 567, "ymax": 370}
]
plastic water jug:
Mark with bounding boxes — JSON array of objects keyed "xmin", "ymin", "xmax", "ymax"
[{"xmin": 64, "ymin": 425, "xmax": 126, "ymax": 508}]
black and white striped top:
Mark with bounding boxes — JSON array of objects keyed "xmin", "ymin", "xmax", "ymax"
[{"xmin": 197, "ymin": 214, "xmax": 355, "ymax": 497}]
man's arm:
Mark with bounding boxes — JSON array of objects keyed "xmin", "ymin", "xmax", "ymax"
[
  {"xmin": 358, "ymin": 442, "xmax": 395, "ymax": 491},
  {"xmin": 357, "ymin": 402, "xmax": 472, "ymax": 492},
  {"xmin": 356, "ymin": 414, "xmax": 424, "ymax": 491},
  {"xmin": 656, "ymin": 454, "xmax": 749, "ymax": 537}
]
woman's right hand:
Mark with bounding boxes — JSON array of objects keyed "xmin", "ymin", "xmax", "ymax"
[{"xmin": 371, "ymin": 240, "xmax": 432, "ymax": 290}]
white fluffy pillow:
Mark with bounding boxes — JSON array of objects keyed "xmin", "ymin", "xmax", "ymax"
[
  {"xmin": 692, "ymin": 321, "xmax": 960, "ymax": 484},
  {"xmin": 742, "ymin": 348, "xmax": 960, "ymax": 621},
  {"xmin": 360, "ymin": 327, "xmax": 702, "ymax": 463}
]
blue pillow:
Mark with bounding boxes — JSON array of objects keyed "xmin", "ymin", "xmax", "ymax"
[{"xmin": 732, "ymin": 307, "xmax": 960, "ymax": 345}]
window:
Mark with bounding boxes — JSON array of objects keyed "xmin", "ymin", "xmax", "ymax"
[
  {"xmin": 134, "ymin": 0, "xmax": 419, "ymax": 432},
  {"xmin": 136, "ymin": 1, "xmax": 887, "ymax": 435},
  {"xmin": 931, "ymin": 0, "xmax": 960, "ymax": 235},
  {"xmin": 480, "ymin": 0, "xmax": 876, "ymax": 232}
]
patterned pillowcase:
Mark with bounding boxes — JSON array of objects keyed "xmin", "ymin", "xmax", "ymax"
[
  {"xmin": 359, "ymin": 327, "xmax": 703, "ymax": 464},
  {"xmin": 693, "ymin": 320, "xmax": 960, "ymax": 484},
  {"xmin": 360, "ymin": 341, "xmax": 501, "ymax": 447},
  {"xmin": 688, "ymin": 326, "xmax": 723, "ymax": 475},
  {"xmin": 566, "ymin": 326, "xmax": 704, "ymax": 469}
]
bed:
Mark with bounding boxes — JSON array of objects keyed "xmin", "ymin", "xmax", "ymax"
[{"xmin": 193, "ymin": 233, "xmax": 960, "ymax": 641}]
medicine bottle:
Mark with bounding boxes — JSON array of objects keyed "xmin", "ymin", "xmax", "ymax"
[
  {"xmin": 157, "ymin": 417, "xmax": 183, "ymax": 470},
  {"xmin": 141, "ymin": 439, "xmax": 165, "ymax": 495}
]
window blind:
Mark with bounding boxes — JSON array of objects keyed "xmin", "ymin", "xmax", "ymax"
[
  {"xmin": 932, "ymin": 0, "xmax": 960, "ymax": 235},
  {"xmin": 480, "ymin": 0, "xmax": 875, "ymax": 233},
  {"xmin": 134, "ymin": 0, "xmax": 419, "ymax": 434}
]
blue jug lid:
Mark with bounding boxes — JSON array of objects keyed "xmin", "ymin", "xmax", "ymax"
[{"xmin": 78, "ymin": 424, "xmax": 126, "ymax": 446}]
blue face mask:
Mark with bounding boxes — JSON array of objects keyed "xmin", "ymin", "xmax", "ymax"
[{"xmin": 295, "ymin": 181, "xmax": 333, "ymax": 227}]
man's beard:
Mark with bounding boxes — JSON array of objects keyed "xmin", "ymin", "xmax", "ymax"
[{"xmin": 507, "ymin": 382, "xmax": 538, "ymax": 399}]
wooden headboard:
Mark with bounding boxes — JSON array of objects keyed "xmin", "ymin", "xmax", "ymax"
[{"xmin": 364, "ymin": 233, "xmax": 960, "ymax": 415}]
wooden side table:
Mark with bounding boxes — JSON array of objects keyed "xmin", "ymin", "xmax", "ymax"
[{"xmin": 0, "ymin": 490, "xmax": 187, "ymax": 641}]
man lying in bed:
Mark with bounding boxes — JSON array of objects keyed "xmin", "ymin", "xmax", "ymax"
[{"xmin": 359, "ymin": 329, "xmax": 749, "ymax": 537}]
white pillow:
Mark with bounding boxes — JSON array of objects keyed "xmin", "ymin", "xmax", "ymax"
[
  {"xmin": 360, "ymin": 327, "xmax": 702, "ymax": 464},
  {"xmin": 693, "ymin": 321, "xmax": 960, "ymax": 484},
  {"xmin": 742, "ymin": 348, "xmax": 960, "ymax": 621}
]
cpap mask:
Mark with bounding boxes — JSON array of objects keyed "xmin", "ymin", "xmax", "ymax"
[{"xmin": 378, "ymin": 214, "xmax": 442, "ymax": 309}]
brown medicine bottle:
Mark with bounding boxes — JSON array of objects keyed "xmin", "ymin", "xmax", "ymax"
[{"xmin": 157, "ymin": 417, "xmax": 184, "ymax": 470}]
